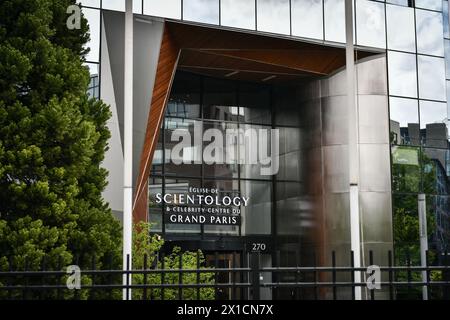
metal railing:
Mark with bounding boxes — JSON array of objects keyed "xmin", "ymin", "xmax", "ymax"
[{"xmin": 0, "ymin": 250, "xmax": 449, "ymax": 300}]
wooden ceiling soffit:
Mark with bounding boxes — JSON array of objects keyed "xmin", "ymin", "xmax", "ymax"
[
  {"xmin": 133, "ymin": 25, "xmax": 180, "ymax": 222},
  {"xmin": 178, "ymin": 49, "xmax": 310, "ymax": 77}
]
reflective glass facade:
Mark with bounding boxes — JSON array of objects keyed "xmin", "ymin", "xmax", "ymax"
[{"xmin": 90, "ymin": 0, "xmax": 450, "ymax": 299}]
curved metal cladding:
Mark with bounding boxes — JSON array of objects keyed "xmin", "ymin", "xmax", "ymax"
[{"xmin": 319, "ymin": 53, "xmax": 392, "ymax": 299}]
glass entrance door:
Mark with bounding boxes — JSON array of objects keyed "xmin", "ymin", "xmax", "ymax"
[{"xmin": 205, "ymin": 252, "xmax": 242, "ymax": 300}]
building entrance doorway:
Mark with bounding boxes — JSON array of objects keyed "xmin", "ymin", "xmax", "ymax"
[{"xmin": 205, "ymin": 252, "xmax": 243, "ymax": 300}]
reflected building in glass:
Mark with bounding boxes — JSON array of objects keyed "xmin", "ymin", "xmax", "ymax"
[{"xmin": 82, "ymin": 0, "xmax": 450, "ymax": 299}]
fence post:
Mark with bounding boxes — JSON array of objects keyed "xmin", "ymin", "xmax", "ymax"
[
  {"xmin": 196, "ymin": 251, "xmax": 200, "ymax": 300},
  {"xmin": 178, "ymin": 252, "xmax": 183, "ymax": 300},
  {"xmin": 350, "ymin": 251, "xmax": 355, "ymax": 300},
  {"xmin": 369, "ymin": 250, "xmax": 374, "ymax": 301},
  {"xmin": 250, "ymin": 252, "xmax": 260, "ymax": 300},
  {"xmin": 161, "ymin": 252, "xmax": 165, "ymax": 300},
  {"xmin": 332, "ymin": 251, "xmax": 336, "ymax": 300},
  {"xmin": 444, "ymin": 250, "xmax": 449, "ymax": 300},
  {"xmin": 388, "ymin": 250, "xmax": 393, "ymax": 300},
  {"xmin": 143, "ymin": 253, "xmax": 148, "ymax": 301}
]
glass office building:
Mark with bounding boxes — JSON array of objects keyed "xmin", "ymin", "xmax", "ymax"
[{"xmin": 82, "ymin": 0, "xmax": 450, "ymax": 298}]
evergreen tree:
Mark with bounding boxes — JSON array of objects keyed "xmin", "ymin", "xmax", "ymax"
[{"xmin": 0, "ymin": 0, "xmax": 121, "ymax": 287}]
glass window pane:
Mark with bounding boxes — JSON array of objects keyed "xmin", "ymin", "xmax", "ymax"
[
  {"xmin": 419, "ymin": 100, "xmax": 448, "ymax": 147},
  {"xmin": 133, "ymin": 0, "xmax": 142, "ymax": 14},
  {"xmin": 386, "ymin": 4, "xmax": 416, "ymax": 52},
  {"xmin": 386, "ymin": 0, "xmax": 409, "ymax": 5},
  {"xmin": 86, "ymin": 63, "xmax": 100, "ymax": 99},
  {"xmin": 391, "ymin": 146, "xmax": 421, "ymax": 193},
  {"xmin": 389, "ymin": 97, "xmax": 420, "ymax": 145},
  {"xmin": 203, "ymin": 179, "xmax": 240, "ymax": 235},
  {"xmin": 291, "ymin": 0, "xmax": 324, "ymax": 40},
  {"xmin": 422, "ymin": 149, "xmax": 449, "ymax": 195},
  {"xmin": 392, "ymin": 193, "xmax": 419, "ymax": 263},
  {"xmin": 388, "ymin": 51, "xmax": 418, "ymax": 98},
  {"xmin": 418, "ymin": 55, "xmax": 447, "ymax": 101},
  {"xmin": 164, "ymin": 118, "xmax": 202, "ymax": 176},
  {"xmin": 238, "ymin": 82, "xmax": 271, "ymax": 125},
  {"xmin": 256, "ymin": 0, "xmax": 290, "ymax": 35},
  {"xmin": 183, "ymin": 0, "xmax": 219, "ymax": 25},
  {"xmin": 415, "ymin": 0, "xmax": 442, "ymax": 11},
  {"xmin": 445, "ymin": 40, "xmax": 450, "ymax": 79},
  {"xmin": 356, "ymin": 0, "xmax": 386, "ymax": 49},
  {"xmin": 82, "ymin": 8, "xmax": 100, "ymax": 62},
  {"xmin": 416, "ymin": 9, "xmax": 445, "ymax": 56},
  {"xmin": 221, "ymin": 0, "xmax": 255, "ymax": 30},
  {"xmin": 444, "ymin": 0, "xmax": 449, "ymax": 38},
  {"xmin": 148, "ymin": 177, "xmax": 163, "ymax": 232},
  {"xmin": 167, "ymin": 72, "xmax": 201, "ymax": 119},
  {"xmin": 203, "ymin": 77, "xmax": 238, "ymax": 121},
  {"xmin": 203, "ymin": 121, "xmax": 239, "ymax": 179},
  {"xmin": 276, "ymin": 127, "xmax": 302, "ymax": 181},
  {"xmin": 239, "ymin": 124, "xmax": 273, "ymax": 180},
  {"xmin": 240, "ymin": 180, "xmax": 272, "ymax": 235},
  {"xmin": 164, "ymin": 178, "xmax": 202, "ymax": 234},
  {"xmin": 144, "ymin": 0, "xmax": 181, "ymax": 19},
  {"xmin": 324, "ymin": 0, "xmax": 346, "ymax": 43},
  {"xmin": 80, "ymin": 0, "xmax": 100, "ymax": 7},
  {"xmin": 103, "ymin": 0, "xmax": 125, "ymax": 11}
]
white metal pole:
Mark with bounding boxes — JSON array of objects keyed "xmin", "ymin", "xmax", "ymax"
[
  {"xmin": 123, "ymin": 0, "xmax": 133, "ymax": 300},
  {"xmin": 345, "ymin": 0, "xmax": 362, "ymax": 300},
  {"xmin": 418, "ymin": 193, "xmax": 428, "ymax": 300}
]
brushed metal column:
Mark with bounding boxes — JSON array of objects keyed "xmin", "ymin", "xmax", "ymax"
[
  {"xmin": 345, "ymin": 0, "xmax": 362, "ymax": 300},
  {"xmin": 123, "ymin": 0, "xmax": 133, "ymax": 300}
]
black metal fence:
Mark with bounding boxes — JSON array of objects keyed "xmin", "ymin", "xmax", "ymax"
[{"xmin": 0, "ymin": 250, "xmax": 449, "ymax": 300}]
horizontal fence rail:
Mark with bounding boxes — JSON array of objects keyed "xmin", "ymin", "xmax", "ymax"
[{"xmin": 0, "ymin": 250, "xmax": 449, "ymax": 300}]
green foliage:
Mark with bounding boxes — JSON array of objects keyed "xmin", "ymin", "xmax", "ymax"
[
  {"xmin": 0, "ymin": 0, "xmax": 121, "ymax": 298},
  {"xmin": 131, "ymin": 222, "xmax": 215, "ymax": 300}
]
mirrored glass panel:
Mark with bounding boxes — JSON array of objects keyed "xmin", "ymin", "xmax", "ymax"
[
  {"xmin": 80, "ymin": 0, "xmax": 100, "ymax": 7},
  {"xmin": 82, "ymin": 8, "xmax": 100, "ymax": 62},
  {"xmin": 102, "ymin": 0, "xmax": 125, "ymax": 11},
  {"xmin": 386, "ymin": 0, "xmax": 409, "ymax": 5},
  {"xmin": 238, "ymin": 82, "xmax": 271, "ymax": 125},
  {"xmin": 444, "ymin": 0, "xmax": 449, "ymax": 38},
  {"xmin": 415, "ymin": 0, "xmax": 442, "ymax": 11},
  {"xmin": 86, "ymin": 63, "xmax": 100, "ymax": 99},
  {"xmin": 418, "ymin": 55, "xmax": 446, "ymax": 101},
  {"xmin": 256, "ymin": 0, "xmax": 290, "ymax": 35},
  {"xmin": 183, "ymin": 0, "xmax": 219, "ymax": 25},
  {"xmin": 239, "ymin": 124, "xmax": 273, "ymax": 180},
  {"xmin": 166, "ymin": 72, "xmax": 201, "ymax": 119},
  {"xmin": 386, "ymin": 4, "xmax": 415, "ymax": 52},
  {"xmin": 388, "ymin": 51, "xmax": 418, "ymax": 98},
  {"xmin": 391, "ymin": 146, "xmax": 421, "ymax": 193},
  {"xmin": 416, "ymin": 9, "xmax": 445, "ymax": 56},
  {"xmin": 291, "ymin": 0, "xmax": 324, "ymax": 40},
  {"xmin": 148, "ymin": 177, "xmax": 163, "ymax": 232},
  {"xmin": 355, "ymin": 0, "xmax": 386, "ymax": 49},
  {"xmin": 164, "ymin": 118, "xmax": 202, "ymax": 176},
  {"xmin": 144, "ymin": 0, "xmax": 181, "ymax": 19},
  {"xmin": 240, "ymin": 180, "xmax": 272, "ymax": 235},
  {"xmin": 389, "ymin": 97, "xmax": 420, "ymax": 145},
  {"xmin": 203, "ymin": 121, "xmax": 239, "ymax": 179},
  {"xmin": 445, "ymin": 40, "xmax": 450, "ymax": 79},
  {"xmin": 203, "ymin": 77, "xmax": 238, "ymax": 121},
  {"xmin": 164, "ymin": 178, "xmax": 202, "ymax": 233},
  {"xmin": 392, "ymin": 193, "xmax": 419, "ymax": 264},
  {"xmin": 221, "ymin": 0, "xmax": 256, "ymax": 30},
  {"xmin": 324, "ymin": 0, "xmax": 346, "ymax": 43},
  {"xmin": 419, "ymin": 100, "xmax": 448, "ymax": 147},
  {"xmin": 422, "ymin": 149, "xmax": 450, "ymax": 195},
  {"xmin": 203, "ymin": 179, "xmax": 240, "ymax": 235}
]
